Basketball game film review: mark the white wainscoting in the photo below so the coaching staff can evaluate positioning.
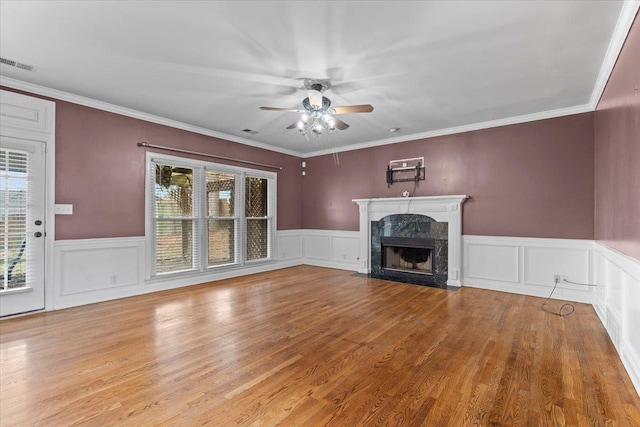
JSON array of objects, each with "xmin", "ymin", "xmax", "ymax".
[
  {"xmin": 593, "ymin": 243, "xmax": 640, "ymax": 395},
  {"xmin": 51, "ymin": 230, "xmax": 358, "ymax": 310},
  {"xmin": 463, "ymin": 235, "xmax": 595, "ymax": 303},
  {"xmin": 302, "ymin": 229, "xmax": 361, "ymax": 271},
  {"xmin": 53, "ymin": 237, "xmax": 146, "ymax": 309},
  {"xmin": 277, "ymin": 229, "xmax": 304, "ymax": 262},
  {"xmin": 52, "ymin": 232, "xmax": 305, "ymax": 310}
]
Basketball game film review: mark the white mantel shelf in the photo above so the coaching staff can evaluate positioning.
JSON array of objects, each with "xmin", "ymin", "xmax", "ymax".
[{"xmin": 353, "ymin": 195, "xmax": 468, "ymax": 286}]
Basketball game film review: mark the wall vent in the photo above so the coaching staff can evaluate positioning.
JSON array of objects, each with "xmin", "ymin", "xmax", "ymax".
[
  {"xmin": 0, "ymin": 57, "xmax": 36, "ymax": 72},
  {"xmin": 242, "ymin": 129, "xmax": 259, "ymax": 135}
]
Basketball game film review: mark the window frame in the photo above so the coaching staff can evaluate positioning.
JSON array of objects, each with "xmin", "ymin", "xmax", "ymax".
[{"xmin": 145, "ymin": 152, "xmax": 277, "ymax": 280}]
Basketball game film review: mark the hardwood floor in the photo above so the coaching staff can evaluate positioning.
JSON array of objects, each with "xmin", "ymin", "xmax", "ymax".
[{"xmin": 1, "ymin": 265, "xmax": 639, "ymax": 426}]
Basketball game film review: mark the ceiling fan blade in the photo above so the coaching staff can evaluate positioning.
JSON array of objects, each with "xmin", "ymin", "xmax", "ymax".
[
  {"xmin": 332, "ymin": 117, "xmax": 350, "ymax": 130},
  {"xmin": 260, "ymin": 106, "xmax": 304, "ymax": 112},
  {"xmin": 330, "ymin": 104, "xmax": 374, "ymax": 114},
  {"xmin": 286, "ymin": 122, "xmax": 299, "ymax": 130}
]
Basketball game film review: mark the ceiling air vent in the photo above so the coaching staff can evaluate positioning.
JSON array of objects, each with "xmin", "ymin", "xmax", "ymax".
[
  {"xmin": 242, "ymin": 129, "xmax": 259, "ymax": 135},
  {"xmin": 0, "ymin": 57, "xmax": 36, "ymax": 72}
]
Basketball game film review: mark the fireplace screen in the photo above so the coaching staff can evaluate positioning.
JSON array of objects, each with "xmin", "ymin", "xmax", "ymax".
[{"xmin": 381, "ymin": 237, "xmax": 435, "ymax": 275}]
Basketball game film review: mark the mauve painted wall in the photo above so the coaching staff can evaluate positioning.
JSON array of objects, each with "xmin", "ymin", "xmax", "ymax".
[
  {"xmin": 595, "ymin": 14, "xmax": 640, "ymax": 260},
  {"xmin": 1, "ymin": 87, "xmax": 303, "ymax": 239},
  {"xmin": 303, "ymin": 113, "xmax": 595, "ymax": 239}
]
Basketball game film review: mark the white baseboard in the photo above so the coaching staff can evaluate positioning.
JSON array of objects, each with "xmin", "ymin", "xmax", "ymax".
[
  {"xmin": 594, "ymin": 242, "xmax": 640, "ymax": 396},
  {"xmin": 463, "ymin": 235, "xmax": 595, "ymax": 303}
]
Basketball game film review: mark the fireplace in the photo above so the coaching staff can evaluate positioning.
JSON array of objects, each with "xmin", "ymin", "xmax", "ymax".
[
  {"xmin": 381, "ymin": 237, "xmax": 435, "ymax": 276},
  {"xmin": 369, "ymin": 213, "xmax": 448, "ymax": 288},
  {"xmin": 353, "ymin": 195, "xmax": 468, "ymax": 288}
]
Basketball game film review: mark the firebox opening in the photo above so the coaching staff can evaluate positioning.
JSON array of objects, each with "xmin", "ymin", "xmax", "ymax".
[{"xmin": 381, "ymin": 237, "xmax": 435, "ymax": 276}]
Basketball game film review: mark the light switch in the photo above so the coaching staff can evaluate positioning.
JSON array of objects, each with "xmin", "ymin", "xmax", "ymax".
[{"xmin": 54, "ymin": 204, "xmax": 73, "ymax": 215}]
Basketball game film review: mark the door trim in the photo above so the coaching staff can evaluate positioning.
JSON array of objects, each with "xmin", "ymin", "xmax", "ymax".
[{"xmin": 1, "ymin": 89, "xmax": 55, "ymax": 312}]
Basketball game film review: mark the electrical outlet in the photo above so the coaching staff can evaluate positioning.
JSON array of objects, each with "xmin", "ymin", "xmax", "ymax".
[
  {"xmin": 554, "ymin": 274, "xmax": 561, "ymax": 283},
  {"xmin": 110, "ymin": 275, "xmax": 118, "ymax": 284}
]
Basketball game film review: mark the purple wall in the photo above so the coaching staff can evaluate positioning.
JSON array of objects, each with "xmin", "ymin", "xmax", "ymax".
[
  {"xmin": 303, "ymin": 113, "xmax": 595, "ymax": 239},
  {"xmin": 1, "ymin": 87, "xmax": 303, "ymax": 239},
  {"xmin": 595, "ymin": 14, "xmax": 640, "ymax": 260}
]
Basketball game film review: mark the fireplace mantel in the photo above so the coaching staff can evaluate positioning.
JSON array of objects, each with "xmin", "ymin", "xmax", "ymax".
[{"xmin": 353, "ymin": 195, "xmax": 468, "ymax": 286}]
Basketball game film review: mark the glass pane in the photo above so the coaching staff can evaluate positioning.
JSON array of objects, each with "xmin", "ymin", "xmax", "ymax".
[
  {"xmin": 206, "ymin": 172, "xmax": 235, "ymax": 217},
  {"xmin": 245, "ymin": 177, "xmax": 267, "ymax": 217},
  {"xmin": 246, "ymin": 219, "xmax": 268, "ymax": 261},
  {"xmin": 155, "ymin": 219, "xmax": 194, "ymax": 274},
  {"xmin": 1, "ymin": 149, "xmax": 29, "ymax": 290},
  {"xmin": 155, "ymin": 165, "xmax": 193, "ymax": 217},
  {"xmin": 208, "ymin": 219, "xmax": 235, "ymax": 266}
]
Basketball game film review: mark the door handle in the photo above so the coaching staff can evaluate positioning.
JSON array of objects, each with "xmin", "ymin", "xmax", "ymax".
[{"xmin": 34, "ymin": 232, "xmax": 43, "ymax": 238}]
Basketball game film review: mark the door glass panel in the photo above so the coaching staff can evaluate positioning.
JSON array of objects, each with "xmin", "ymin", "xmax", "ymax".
[{"xmin": 1, "ymin": 149, "xmax": 30, "ymax": 290}]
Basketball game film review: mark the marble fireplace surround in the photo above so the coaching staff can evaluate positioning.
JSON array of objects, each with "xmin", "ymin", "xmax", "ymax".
[{"xmin": 353, "ymin": 196, "xmax": 468, "ymax": 287}]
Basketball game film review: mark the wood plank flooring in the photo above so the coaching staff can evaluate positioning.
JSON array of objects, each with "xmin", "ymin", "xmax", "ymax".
[{"xmin": 1, "ymin": 265, "xmax": 639, "ymax": 426}]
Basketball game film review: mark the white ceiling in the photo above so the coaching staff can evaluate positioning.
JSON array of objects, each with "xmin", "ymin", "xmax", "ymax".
[{"xmin": 0, "ymin": 1, "xmax": 635, "ymax": 156}]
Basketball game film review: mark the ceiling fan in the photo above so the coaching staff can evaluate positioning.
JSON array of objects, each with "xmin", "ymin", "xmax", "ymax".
[{"xmin": 259, "ymin": 79, "xmax": 374, "ymax": 136}]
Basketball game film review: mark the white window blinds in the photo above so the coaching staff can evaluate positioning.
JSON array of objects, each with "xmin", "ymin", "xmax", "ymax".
[{"xmin": 152, "ymin": 162, "xmax": 199, "ymax": 275}]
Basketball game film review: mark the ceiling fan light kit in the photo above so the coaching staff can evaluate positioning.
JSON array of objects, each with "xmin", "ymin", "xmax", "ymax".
[{"xmin": 260, "ymin": 78, "xmax": 374, "ymax": 138}]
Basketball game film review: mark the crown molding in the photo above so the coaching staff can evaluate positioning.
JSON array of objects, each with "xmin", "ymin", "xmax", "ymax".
[
  {"xmin": 589, "ymin": 0, "xmax": 640, "ymax": 109},
  {"xmin": 301, "ymin": 104, "xmax": 592, "ymax": 158},
  {"xmin": 0, "ymin": 76, "xmax": 303, "ymax": 158}
]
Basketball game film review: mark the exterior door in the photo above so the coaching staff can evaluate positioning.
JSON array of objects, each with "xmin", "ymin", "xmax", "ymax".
[{"xmin": 0, "ymin": 136, "xmax": 46, "ymax": 317}]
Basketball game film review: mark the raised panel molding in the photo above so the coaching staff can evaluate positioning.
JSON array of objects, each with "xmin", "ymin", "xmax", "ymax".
[
  {"xmin": 331, "ymin": 235, "xmax": 360, "ymax": 263},
  {"xmin": 594, "ymin": 242, "xmax": 640, "ymax": 396},
  {"xmin": 54, "ymin": 237, "xmax": 145, "ymax": 309},
  {"xmin": 463, "ymin": 236, "xmax": 594, "ymax": 303},
  {"xmin": 277, "ymin": 230, "xmax": 303, "ymax": 260},
  {"xmin": 302, "ymin": 230, "xmax": 360, "ymax": 271},
  {"xmin": 303, "ymin": 233, "xmax": 331, "ymax": 260},
  {"xmin": 465, "ymin": 243, "xmax": 519, "ymax": 283},
  {"xmin": 523, "ymin": 246, "xmax": 590, "ymax": 287}
]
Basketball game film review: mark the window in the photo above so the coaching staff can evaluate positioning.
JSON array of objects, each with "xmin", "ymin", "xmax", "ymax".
[
  {"xmin": 245, "ymin": 177, "xmax": 270, "ymax": 261},
  {"xmin": 154, "ymin": 164, "xmax": 197, "ymax": 274},
  {"xmin": 147, "ymin": 154, "xmax": 276, "ymax": 278},
  {"xmin": 206, "ymin": 171, "xmax": 236, "ymax": 267}
]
